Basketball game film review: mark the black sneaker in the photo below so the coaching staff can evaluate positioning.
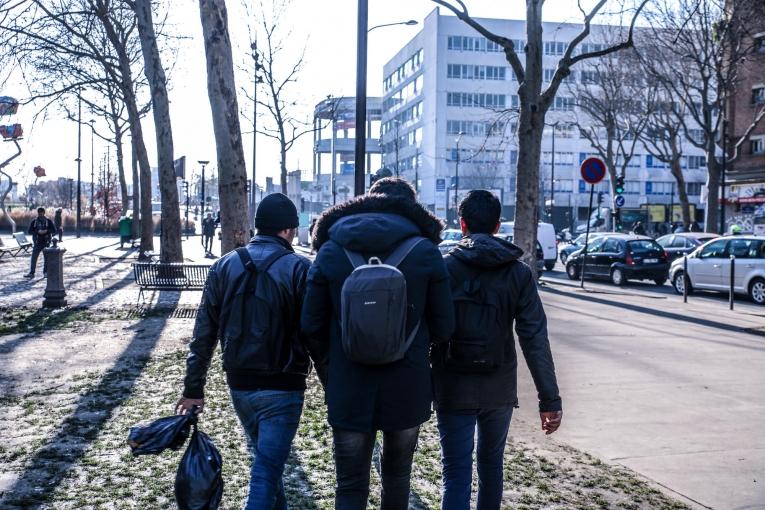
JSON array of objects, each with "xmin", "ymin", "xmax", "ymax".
[{"xmin": 24, "ymin": 273, "xmax": 34, "ymax": 278}]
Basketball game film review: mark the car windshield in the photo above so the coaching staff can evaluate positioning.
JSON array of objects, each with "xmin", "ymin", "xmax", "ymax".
[
  {"xmin": 442, "ymin": 230, "xmax": 462, "ymax": 241},
  {"xmin": 628, "ymin": 240, "xmax": 663, "ymax": 254}
]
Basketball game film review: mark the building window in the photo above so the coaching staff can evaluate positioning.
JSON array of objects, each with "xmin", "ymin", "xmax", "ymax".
[
  {"xmin": 544, "ymin": 41, "xmax": 566, "ymax": 56},
  {"xmin": 447, "ymin": 64, "xmax": 506, "ymax": 81},
  {"xmin": 646, "ymin": 181, "xmax": 674, "ymax": 195},
  {"xmin": 685, "ymin": 155, "xmax": 707, "ymax": 169},
  {"xmin": 512, "ymin": 39, "xmax": 526, "ymax": 53},
  {"xmin": 755, "ymin": 34, "xmax": 765, "ymax": 54},
  {"xmin": 580, "ymin": 43, "xmax": 605, "ymax": 54},
  {"xmin": 551, "ymin": 96, "xmax": 575, "ymax": 111},
  {"xmin": 751, "ymin": 137, "xmax": 765, "ymax": 155},
  {"xmin": 686, "ymin": 182, "xmax": 702, "ymax": 196},
  {"xmin": 447, "ymin": 35, "xmax": 502, "ymax": 53},
  {"xmin": 752, "ymin": 86, "xmax": 765, "ymax": 104},
  {"xmin": 553, "ymin": 123, "xmax": 577, "ymax": 138},
  {"xmin": 447, "ymin": 120, "xmax": 506, "ymax": 137},
  {"xmin": 646, "ymin": 154, "xmax": 669, "ymax": 169},
  {"xmin": 544, "ymin": 68, "xmax": 555, "ymax": 82},
  {"xmin": 447, "ymin": 92, "xmax": 506, "ymax": 108},
  {"xmin": 687, "ymin": 129, "xmax": 705, "ymax": 144},
  {"xmin": 542, "ymin": 151, "xmax": 575, "ymax": 165},
  {"xmin": 580, "ymin": 70, "xmax": 600, "ymax": 84}
]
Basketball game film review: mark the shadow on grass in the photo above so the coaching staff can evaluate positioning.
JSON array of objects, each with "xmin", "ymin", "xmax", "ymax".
[{"xmin": 0, "ymin": 290, "xmax": 180, "ymax": 509}]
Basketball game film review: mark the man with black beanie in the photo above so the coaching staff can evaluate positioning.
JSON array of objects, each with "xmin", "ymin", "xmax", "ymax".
[{"xmin": 177, "ymin": 193, "xmax": 315, "ymax": 509}]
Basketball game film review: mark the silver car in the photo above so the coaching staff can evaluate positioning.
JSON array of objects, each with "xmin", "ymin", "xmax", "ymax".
[{"xmin": 669, "ymin": 235, "xmax": 765, "ymax": 305}]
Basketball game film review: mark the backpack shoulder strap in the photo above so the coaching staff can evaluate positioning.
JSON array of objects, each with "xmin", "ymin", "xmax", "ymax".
[
  {"xmin": 344, "ymin": 249, "xmax": 367, "ymax": 269},
  {"xmin": 236, "ymin": 246, "xmax": 291, "ymax": 274},
  {"xmin": 385, "ymin": 236, "xmax": 427, "ymax": 268}
]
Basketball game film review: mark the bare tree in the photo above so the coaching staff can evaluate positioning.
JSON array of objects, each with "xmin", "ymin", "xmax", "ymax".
[
  {"xmin": 199, "ymin": 0, "xmax": 250, "ymax": 252},
  {"xmin": 432, "ymin": 0, "xmax": 649, "ymax": 271},
  {"xmin": 569, "ymin": 45, "xmax": 648, "ymax": 202},
  {"xmin": 639, "ymin": 0, "xmax": 765, "ymax": 232},
  {"xmin": 245, "ymin": 0, "xmax": 314, "ymax": 193},
  {"xmin": 128, "ymin": 0, "xmax": 183, "ymax": 262}
]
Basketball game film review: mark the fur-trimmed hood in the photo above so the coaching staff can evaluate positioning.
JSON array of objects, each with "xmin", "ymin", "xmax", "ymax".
[{"xmin": 311, "ymin": 193, "xmax": 444, "ymax": 250}]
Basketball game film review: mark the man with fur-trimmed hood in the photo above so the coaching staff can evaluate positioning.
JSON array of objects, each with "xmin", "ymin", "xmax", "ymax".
[{"xmin": 301, "ymin": 178, "xmax": 455, "ymax": 509}]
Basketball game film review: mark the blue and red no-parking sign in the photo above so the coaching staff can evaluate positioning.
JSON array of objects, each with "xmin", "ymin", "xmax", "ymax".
[{"xmin": 580, "ymin": 157, "xmax": 607, "ymax": 185}]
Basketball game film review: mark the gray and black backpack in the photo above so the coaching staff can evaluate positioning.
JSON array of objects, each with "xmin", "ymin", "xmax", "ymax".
[{"xmin": 340, "ymin": 236, "xmax": 426, "ymax": 365}]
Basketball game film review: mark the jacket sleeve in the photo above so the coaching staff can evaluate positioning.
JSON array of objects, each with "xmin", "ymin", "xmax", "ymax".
[
  {"xmin": 183, "ymin": 266, "xmax": 222, "ymax": 399},
  {"xmin": 513, "ymin": 263, "xmax": 562, "ymax": 412},
  {"xmin": 425, "ymin": 245, "xmax": 455, "ymax": 344},
  {"xmin": 300, "ymin": 250, "xmax": 331, "ymax": 386}
]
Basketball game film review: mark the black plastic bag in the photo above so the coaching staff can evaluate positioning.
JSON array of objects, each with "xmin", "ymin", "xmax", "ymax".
[
  {"xmin": 127, "ymin": 413, "xmax": 194, "ymax": 455},
  {"xmin": 175, "ymin": 425, "xmax": 223, "ymax": 510}
]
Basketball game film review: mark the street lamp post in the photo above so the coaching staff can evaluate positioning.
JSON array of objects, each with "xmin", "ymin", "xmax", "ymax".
[
  {"xmin": 454, "ymin": 132, "xmax": 464, "ymax": 219},
  {"xmin": 198, "ymin": 160, "xmax": 209, "ymax": 247},
  {"xmin": 89, "ymin": 119, "xmax": 95, "ymax": 212},
  {"xmin": 354, "ymin": 7, "xmax": 418, "ymax": 195},
  {"xmin": 75, "ymin": 92, "xmax": 82, "ymax": 238}
]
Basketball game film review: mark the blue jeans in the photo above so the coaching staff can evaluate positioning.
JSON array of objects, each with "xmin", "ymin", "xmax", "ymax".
[
  {"xmin": 230, "ymin": 389, "xmax": 304, "ymax": 510},
  {"xmin": 437, "ymin": 407, "xmax": 514, "ymax": 510}
]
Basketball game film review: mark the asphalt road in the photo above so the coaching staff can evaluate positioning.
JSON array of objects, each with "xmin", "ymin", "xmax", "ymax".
[{"xmin": 512, "ymin": 265, "xmax": 765, "ymax": 510}]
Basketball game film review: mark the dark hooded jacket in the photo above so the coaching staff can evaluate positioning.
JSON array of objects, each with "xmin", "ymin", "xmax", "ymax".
[
  {"xmin": 301, "ymin": 193, "xmax": 455, "ymax": 432},
  {"xmin": 433, "ymin": 234, "xmax": 562, "ymax": 413}
]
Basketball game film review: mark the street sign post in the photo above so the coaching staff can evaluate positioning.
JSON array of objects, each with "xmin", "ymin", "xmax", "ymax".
[
  {"xmin": 579, "ymin": 157, "xmax": 607, "ymax": 289},
  {"xmin": 614, "ymin": 195, "xmax": 625, "ymax": 208}
]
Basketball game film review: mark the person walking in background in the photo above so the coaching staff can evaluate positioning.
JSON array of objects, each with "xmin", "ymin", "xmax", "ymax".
[
  {"xmin": 202, "ymin": 212, "xmax": 215, "ymax": 257},
  {"xmin": 118, "ymin": 214, "xmax": 132, "ymax": 249},
  {"xmin": 177, "ymin": 193, "xmax": 315, "ymax": 509},
  {"xmin": 24, "ymin": 207, "xmax": 56, "ymax": 278},
  {"xmin": 54, "ymin": 208, "xmax": 63, "ymax": 242},
  {"xmin": 301, "ymin": 178, "xmax": 455, "ymax": 510},
  {"xmin": 632, "ymin": 220, "xmax": 646, "ymax": 236},
  {"xmin": 433, "ymin": 190, "xmax": 562, "ymax": 510}
]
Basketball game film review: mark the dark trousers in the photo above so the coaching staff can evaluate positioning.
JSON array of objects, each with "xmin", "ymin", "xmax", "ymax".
[
  {"xmin": 29, "ymin": 242, "xmax": 48, "ymax": 275},
  {"xmin": 437, "ymin": 407, "xmax": 514, "ymax": 510},
  {"xmin": 333, "ymin": 426, "xmax": 420, "ymax": 510},
  {"xmin": 230, "ymin": 389, "xmax": 304, "ymax": 510},
  {"xmin": 203, "ymin": 235, "xmax": 213, "ymax": 253}
]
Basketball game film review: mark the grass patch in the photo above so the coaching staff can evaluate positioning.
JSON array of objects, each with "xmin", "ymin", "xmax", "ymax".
[
  {"xmin": 1, "ymin": 341, "xmax": 690, "ymax": 509},
  {"xmin": 0, "ymin": 307, "xmax": 97, "ymax": 337}
]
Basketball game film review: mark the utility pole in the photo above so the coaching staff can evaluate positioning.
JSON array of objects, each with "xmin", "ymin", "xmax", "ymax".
[
  {"xmin": 353, "ymin": 0, "xmax": 368, "ymax": 196},
  {"xmin": 76, "ymin": 91, "xmax": 82, "ymax": 238},
  {"xmin": 454, "ymin": 132, "xmax": 464, "ymax": 221},
  {"xmin": 198, "ymin": 160, "xmax": 209, "ymax": 247},
  {"xmin": 105, "ymin": 145, "xmax": 110, "ymax": 222},
  {"xmin": 720, "ymin": 119, "xmax": 727, "ymax": 234},
  {"xmin": 89, "ymin": 119, "xmax": 95, "ymax": 212},
  {"xmin": 250, "ymin": 40, "xmax": 263, "ymax": 225}
]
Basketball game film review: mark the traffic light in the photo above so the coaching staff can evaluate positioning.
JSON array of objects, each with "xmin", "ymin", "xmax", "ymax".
[
  {"xmin": 182, "ymin": 180, "xmax": 189, "ymax": 196},
  {"xmin": 246, "ymin": 179, "xmax": 251, "ymax": 193},
  {"xmin": 615, "ymin": 175, "xmax": 625, "ymax": 194},
  {"xmin": 597, "ymin": 191, "xmax": 604, "ymax": 205}
]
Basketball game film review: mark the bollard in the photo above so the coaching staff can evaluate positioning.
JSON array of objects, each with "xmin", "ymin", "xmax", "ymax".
[
  {"xmin": 729, "ymin": 254, "xmax": 735, "ymax": 311},
  {"xmin": 683, "ymin": 254, "xmax": 688, "ymax": 303},
  {"xmin": 42, "ymin": 238, "xmax": 67, "ymax": 308}
]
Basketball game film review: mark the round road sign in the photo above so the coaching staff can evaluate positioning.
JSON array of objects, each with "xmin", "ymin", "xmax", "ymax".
[
  {"xmin": 614, "ymin": 195, "xmax": 626, "ymax": 208},
  {"xmin": 580, "ymin": 157, "xmax": 607, "ymax": 185}
]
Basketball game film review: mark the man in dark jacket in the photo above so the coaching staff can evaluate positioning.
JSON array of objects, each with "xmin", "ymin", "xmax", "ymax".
[
  {"xmin": 433, "ymin": 190, "xmax": 562, "ymax": 510},
  {"xmin": 301, "ymin": 178, "xmax": 455, "ymax": 510},
  {"xmin": 24, "ymin": 207, "xmax": 56, "ymax": 278},
  {"xmin": 177, "ymin": 193, "xmax": 312, "ymax": 510},
  {"xmin": 201, "ymin": 212, "xmax": 216, "ymax": 256}
]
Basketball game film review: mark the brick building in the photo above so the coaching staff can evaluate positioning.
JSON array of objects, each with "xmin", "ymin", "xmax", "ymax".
[{"xmin": 725, "ymin": 0, "xmax": 765, "ymax": 234}]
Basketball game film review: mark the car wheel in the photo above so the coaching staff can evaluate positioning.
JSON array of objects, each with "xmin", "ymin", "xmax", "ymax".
[
  {"xmin": 654, "ymin": 277, "xmax": 668, "ymax": 286},
  {"xmin": 560, "ymin": 252, "xmax": 568, "ymax": 264},
  {"xmin": 545, "ymin": 261, "xmax": 556, "ymax": 271},
  {"xmin": 566, "ymin": 263, "xmax": 579, "ymax": 280},
  {"xmin": 749, "ymin": 277, "xmax": 765, "ymax": 305},
  {"xmin": 611, "ymin": 268, "xmax": 625, "ymax": 286},
  {"xmin": 673, "ymin": 271, "xmax": 692, "ymax": 295}
]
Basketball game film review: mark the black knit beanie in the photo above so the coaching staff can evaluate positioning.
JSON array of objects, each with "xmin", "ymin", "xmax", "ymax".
[{"xmin": 255, "ymin": 193, "xmax": 299, "ymax": 230}]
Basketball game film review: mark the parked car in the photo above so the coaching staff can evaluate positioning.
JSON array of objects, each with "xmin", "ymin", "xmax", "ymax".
[
  {"xmin": 669, "ymin": 235, "xmax": 765, "ymax": 305},
  {"xmin": 566, "ymin": 234, "xmax": 669, "ymax": 286},
  {"xmin": 496, "ymin": 233, "xmax": 545, "ymax": 273},
  {"xmin": 559, "ymin": 232, "xmax": 621, "ymax": 265},
  {"xmin": 656, "ymin": 233, "xmax": 719, "ymax": 262},
  {"xmin": 439, "ymin": 228, "xmax": 463, "ymax": 255},
  {"xmin": 499, "ymin": 221, "xmax": 557, "ymax": 270}
]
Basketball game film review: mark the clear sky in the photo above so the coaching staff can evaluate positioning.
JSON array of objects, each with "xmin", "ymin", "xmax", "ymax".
[{"xmin": 2, "ymin": 0, "xmax": 638, "ymax": 192}]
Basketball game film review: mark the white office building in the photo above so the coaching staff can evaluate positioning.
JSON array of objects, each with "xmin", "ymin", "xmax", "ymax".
[{"xmin": 381, "ymin": 8, "xmax": 709, "ymax": 231}]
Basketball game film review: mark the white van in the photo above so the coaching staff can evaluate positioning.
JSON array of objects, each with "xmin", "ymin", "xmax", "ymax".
[{"xmin": 499, "ymin": 221, "xmax": 558, "ymax": 271}]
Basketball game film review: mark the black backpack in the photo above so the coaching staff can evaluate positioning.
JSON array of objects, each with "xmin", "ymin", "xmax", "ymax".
[
  {"xmin": 231, "ymin": 246, "xmax": 291, "ymax": 371},
  {"xmin": 340, "ymin": 236, "xmax": 426, "ymax": 365},
  {"xmin": 445, "ymin": 263, "xmax": 508, "ymax": 373}
]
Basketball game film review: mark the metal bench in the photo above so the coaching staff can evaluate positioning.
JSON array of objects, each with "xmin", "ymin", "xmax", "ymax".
[
  {"xmin": 132, "ymin": 262, "xmax": 210, "ymax": 302},
  {"xmin": 12, "ymin": 232, "xmax": 32, "ymax": 253},
  {"xmin": 0, "ymin": 236, "xmax": 23, "ymax": 258}
]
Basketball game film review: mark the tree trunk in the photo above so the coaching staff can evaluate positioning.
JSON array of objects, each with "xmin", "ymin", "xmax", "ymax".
[
  {"xmin": 112, "ymin": 121, "xmax": 129, "ymax": 217},
  {"xmin": 134, "ymin": 0, "xmax": 183, "ymax": 262},
  {"xmin": 668, "ymin": 138, "xmax": 691, "ymax": 228},
  {"xmin": 131, "ymin": 138, "xmax": 140, "ymax": 240},
  {"xmin": 704, "ymin": 144, "xmax": 720, "ymax": 234},
  {"xmin": 198, "ymin": 0, "xmax": 250, "ymax": 253},
  {"xmin": 0, "ymin": 172, "xmax": 17, "ymax": 233},
  {"xmin": 514, "ymin": 108, "xmax": 544, "ymax": 271},
  {"xmin": 280, "ymin": 143, "xmax": 288, "ymax": 194}
]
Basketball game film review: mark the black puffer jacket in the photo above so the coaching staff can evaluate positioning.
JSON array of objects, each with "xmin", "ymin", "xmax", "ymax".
[
  {"xmin": 433, "ymin": 234, "xmax": 562, "ymax": 413},
  {"xmin": 301, "ymin": 194, "xmax": 455, "ymax": 432},
  {"xmin": 183, "ymin": 235, "xmax": 312, "ymax": 399}
]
